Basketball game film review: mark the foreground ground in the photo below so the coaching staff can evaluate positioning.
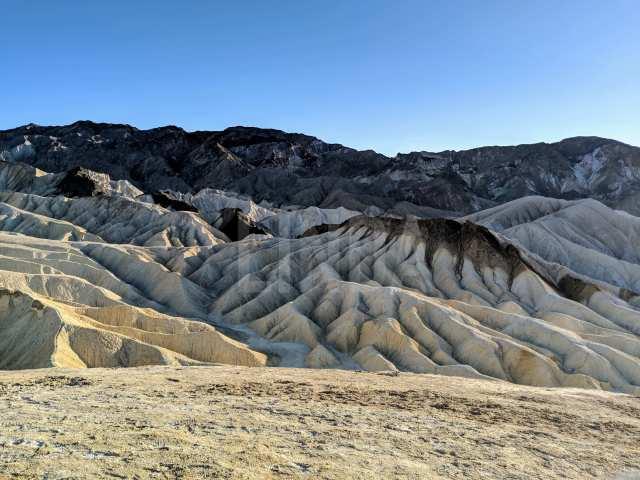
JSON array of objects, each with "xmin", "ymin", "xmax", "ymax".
[{"xmin": 0, "ymin": 366, "xmax": 638, "ymax": 479}]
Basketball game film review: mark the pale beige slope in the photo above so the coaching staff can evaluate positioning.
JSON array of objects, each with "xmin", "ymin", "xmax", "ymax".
[
  {"xmin": 465, "ymin": 196, "xmax": 640, "ymax": 293},
  {"xmin": 0, "ymin": 191, "xmax": 228, "ymax": 246},
  {"xmin": 182, "ymin": 217, "xmax": 640, "ymax": 393},
  {"xmin": 0, "ymin": 233, "xmax": 267, "ymax": 369},
  {"xmin": 0, "ymin": 288, "xmax": 265, "ymax": 369},
  {"xmin": 0, "ymin": 196, "xmax": 639, "ymax": 394},
  {"xmin": 0, "ymin": 230, "xmax": 265, "ymax": 369}
]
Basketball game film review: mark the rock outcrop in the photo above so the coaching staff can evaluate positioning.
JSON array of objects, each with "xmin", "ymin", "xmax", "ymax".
[{"xmin": 213, "ymin": 208, "xmax": 268, "ymax": 241}]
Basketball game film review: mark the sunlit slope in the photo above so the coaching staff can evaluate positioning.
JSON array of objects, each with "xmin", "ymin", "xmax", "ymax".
[{"xmin": 0, "ymin": 210, "xmax": 638, "ymax": 393}]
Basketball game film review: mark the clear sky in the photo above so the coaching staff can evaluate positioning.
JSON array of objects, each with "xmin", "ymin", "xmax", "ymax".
[{"xmin": 2, "ymin": 0, "xmax": 639, "ymax": 155}]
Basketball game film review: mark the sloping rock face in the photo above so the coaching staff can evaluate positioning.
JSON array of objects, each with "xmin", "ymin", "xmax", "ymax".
[
  {"xmin": 166, "ymin": 188, "xmax": 361, "ymax": 238},
  {"xmin": 0, "ymin": 161, "xmax": 59, "ymax": 196},
  {"xmin": 0, "ymin": 159, "xmax": 142, "ymax": 199},
  {"xmin": 466, "ymin": 196, "xmax": 640, "ymax": 294},
  {"xmin": 2, "ymin": 121, "xmax": 640, "ymax": 214},
  {"xmin": 0, "ymin": 191, "xmax": 227, "ymax": 246},
  {"xmin": 57, "ymin": 167, "xmax": 114, "ymax": 197},
  {"xmin": 0, "ymin": 289, "xmax": 266, "ymax": 369},
  {"xmin": 213, "ymin": 208, "xmax": 268, "ymax": 241},
  {"xmin": 150, "ymin": 190, "xmax": 198, "ymax": 212},
  {"xmin": 395, "ymin": 137, "xmax": 640, "ymax": 214}
]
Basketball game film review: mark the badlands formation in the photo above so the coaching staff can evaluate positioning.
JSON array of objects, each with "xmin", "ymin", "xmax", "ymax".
[
  {"xmin": 0, "ymin": 157, "xmax": 636, "ymax": 392},
  {"xmin": 0, "ymin": 124, "xmax": 639, "ymax": 477}
]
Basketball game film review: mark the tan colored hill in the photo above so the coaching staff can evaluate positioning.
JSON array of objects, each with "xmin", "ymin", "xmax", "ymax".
[{"xmin": 0, "ymin": 288, "xmax": 265, "ymax": 369}]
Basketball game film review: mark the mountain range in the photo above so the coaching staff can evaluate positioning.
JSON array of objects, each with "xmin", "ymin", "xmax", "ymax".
[
  {"xmin": 2, "ymin": 121, "xmax": 640, "ymax": 215},
  {"xmin": 0, "ymin": 121, "xmax": 638, "ymax": 396}
]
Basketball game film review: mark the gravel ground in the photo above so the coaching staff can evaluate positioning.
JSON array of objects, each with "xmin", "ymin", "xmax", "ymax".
[{"xmin": 0, "ymin": 366, "xmax": 639, "ymax": 479}]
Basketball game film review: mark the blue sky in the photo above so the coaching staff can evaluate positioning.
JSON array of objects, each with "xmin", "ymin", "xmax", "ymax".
[{"xmin": 2, "ymin": 0, "xmax": 639, "ymax": 155}]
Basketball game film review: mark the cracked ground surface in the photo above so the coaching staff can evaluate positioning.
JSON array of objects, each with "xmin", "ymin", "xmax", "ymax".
[{"xmin": 0, "ymin": 366, "xmax": 638, "ymax": 479}]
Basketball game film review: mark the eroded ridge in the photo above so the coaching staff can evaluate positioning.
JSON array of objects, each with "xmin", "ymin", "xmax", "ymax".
[
  {"xmin": 180, "ymin": 216, "xmax": 638, "ymax": 392},
  {"xmin": 0, "ymin": 161, "xmax": 638, "ymax": 393}
]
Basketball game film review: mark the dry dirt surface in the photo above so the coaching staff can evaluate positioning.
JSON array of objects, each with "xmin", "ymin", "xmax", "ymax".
[{"xmin": 0, "ymin": 366, "xmax": 639, "ymax": 479}]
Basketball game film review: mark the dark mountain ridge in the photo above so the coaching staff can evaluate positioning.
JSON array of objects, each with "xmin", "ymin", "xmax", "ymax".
[{"xmin": 1, "ymin": 121, "xmax": 639, "ymax": 215}]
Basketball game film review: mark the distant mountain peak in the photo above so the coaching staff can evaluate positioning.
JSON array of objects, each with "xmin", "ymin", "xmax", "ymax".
[{"xmin": 1, "ymin": 121, "xmax": 638, "ymax": 215}]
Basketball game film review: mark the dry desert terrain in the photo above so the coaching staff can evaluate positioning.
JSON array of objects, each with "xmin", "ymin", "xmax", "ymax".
[{"xmin": 0, "ymin": 366, "xmax": 639, "ymax": 479}]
